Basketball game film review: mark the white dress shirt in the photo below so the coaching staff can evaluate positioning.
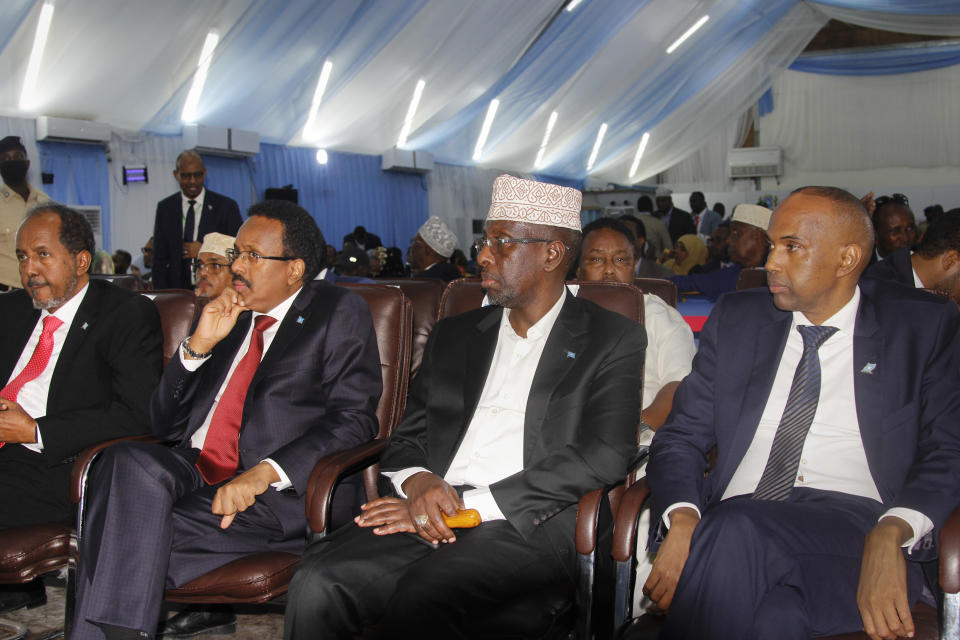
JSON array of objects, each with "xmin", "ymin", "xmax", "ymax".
[
  {"xmin": 180, "ymin": 287, "xmax": 302, "ymax": 489},
  {"xmin": 181, "ymin": 188, "xmax": 205, "ymax": 242},
  {"xmin": 667, "ymin": 287, "xmax": 932, "ymax": 550},
  {"xmin": 7, "ymin": 283, "xmax": 89, "ymax": 452},
  {"xmin": 386, "ymin": 288, "xmax": 568, "ymax": 522},
  {"xmin": 641, "ymin": 293, "xmax": 695, "ymax": 408}
]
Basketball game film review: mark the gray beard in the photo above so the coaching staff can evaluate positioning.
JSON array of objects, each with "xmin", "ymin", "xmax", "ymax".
[{"xmin": 31, "ymin": 272, "xmax": 79, "ymax": 311}]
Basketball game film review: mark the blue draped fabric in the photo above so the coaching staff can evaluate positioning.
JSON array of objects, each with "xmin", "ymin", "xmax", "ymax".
[
  {"xmin": 200, "ymin": 155, "xmax": 257, "ymax": 214},
  {"xmin": 532, "ymin": 174, "xmax": 585, "ymax": 192},
  {"xmin": 37, "ymin": 141, "xmax": 112, "ymax": 250},
  {"xmin": 758, "ymin": 88, "xmax": 775, "ymax": 116},
  {"xmin": 810, "ymin": 0, "xmax": 960, "ymax": 14},
  {"xmin": 790, "ymin": 41, "xmax": 960, "ymax": 75}
]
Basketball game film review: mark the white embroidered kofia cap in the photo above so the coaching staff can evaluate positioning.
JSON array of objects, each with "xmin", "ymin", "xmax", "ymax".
[
  {"xmin": 486, "ymin": 174, "xmax": 582, "ymax": 231},
  {"xmin": 417, "ymin": 216, "xmax": 458, "ymax": 258}
]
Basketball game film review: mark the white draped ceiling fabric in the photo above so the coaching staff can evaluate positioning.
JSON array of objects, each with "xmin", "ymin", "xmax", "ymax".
[{"xmin": 1, "ymin": 0, "xmax": 959, "ymax": 190}]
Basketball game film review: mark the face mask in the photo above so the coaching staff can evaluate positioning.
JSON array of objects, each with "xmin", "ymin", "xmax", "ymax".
[{"xmin": 0, "ymin": 160, "xmax": 28, "ymax": 185}]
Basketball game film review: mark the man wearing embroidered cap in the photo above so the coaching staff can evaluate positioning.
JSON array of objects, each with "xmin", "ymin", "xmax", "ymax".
[
  {"xmin": 0, "ymin": 136, "xmax": 50, "ymax": 290},
  {"xmin": 285, "ymin": 175, "xmax": 646, "ymax": 638},
  {"xmin": 407, "ymin": 215, "xmax": 461, "ymax": 282},
  {"xmin": 193, "ymin": 232, "xmax": 235, "ymax": 299}
]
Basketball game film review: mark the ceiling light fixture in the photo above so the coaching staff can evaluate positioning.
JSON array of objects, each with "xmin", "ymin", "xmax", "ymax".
[
  {"xmin": 666, "ymin": 15, "xmax": 709, "ymax": 54},
  {"xmin": 181, "ymin": 31, "xmax": 220, "ymax": 123},
  {"xmin": 302, "ymin": 59, "xmax": 334, "ymax": 142},
  {"xmin": 564, "ymin": 0, "xmax": 585, "ymax": 12},
  {"xmin": 629, "ymin": 132, "xmax": 651, "ymax": 179},
  {"xmin": 586, "ymin": 122, "xmax": 607, "ymax": 173},
  {"xmin": 397, "ymin": 78, "xmax": 426, "ymax": 149},
  {"xmin": 473, "ymin": 99, "xmax": 499, "ymax": 162},
  {"xmin": 316, "ymin": 149, "xmax": 328, "ymax": 165},
  {"xmin": 19, "ymin": 2, "xmax": 55, "ymax": 110},
  {"xmin": 534, "ymin": 111, "xmax": 559, "ymax": 170}
]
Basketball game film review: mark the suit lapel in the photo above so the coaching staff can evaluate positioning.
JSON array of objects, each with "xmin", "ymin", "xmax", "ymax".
[
  {"xmin": 47, "ymin": 282, "xmax": 101, "ymax": 408},
  {"xmin": 852, "ymin": 289, "xmax": 883, "ymax": 477},
  {"xmin": 250, "ymin": 286, "xmax": 314, "ymax": 388}
]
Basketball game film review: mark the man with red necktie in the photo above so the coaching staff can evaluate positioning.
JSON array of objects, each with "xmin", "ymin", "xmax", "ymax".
[
  {"xmin": 0, "ymin": 203, "xmax": 162, "ymax": 613},
  {"xmin": 72, "ymin": 200, "xmax": 382, "ymax": 640}
]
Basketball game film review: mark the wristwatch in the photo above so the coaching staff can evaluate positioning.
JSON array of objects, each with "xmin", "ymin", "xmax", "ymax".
[{"xmin": 182, "ymin": 336, "xmax": 212, "ymax": 359}]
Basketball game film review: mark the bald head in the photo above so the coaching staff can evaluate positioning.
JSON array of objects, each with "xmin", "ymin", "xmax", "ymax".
[{"xmin": 791, "ymin": 186, "xmax": 874, "ymax": 275}]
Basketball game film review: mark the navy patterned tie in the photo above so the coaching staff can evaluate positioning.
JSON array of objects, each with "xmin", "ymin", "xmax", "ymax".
[{"xmin": 753, "ymin": 324, "xmax": 838, "ymax": 501}]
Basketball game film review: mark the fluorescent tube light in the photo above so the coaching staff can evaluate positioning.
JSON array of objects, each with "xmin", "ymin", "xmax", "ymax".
[
  {"xmin": 316, "ymin": 149, "xmax": 328, "ymax": 165},
  {"xmin": 534, "ymin": 111, "xmax": 559, "ymax": 169},
  {"xmin": 629, "ymin": 132, "xmax": 651, "ymax": 179},
  {"xmin": 564, "ymin": 0, "xmax": 585, "ymax": 12},
  {"xmin": 397, "ymin": 79, "xmax": 426, "ymax": 149},
  {"xmin": 586, "ymin": 122, "xmax": 607, "ymax": 173},
  {"xmin": 181, "ymin": 31, "xmax": 220, "ymax": 123},
  {"xmin": 302, "ymin": 60, "xmax": 334, "ymax": 142},
  {"xmin": 666, "ymin": 15, "xmax": 709, "ymax": 54},
  {"xmin": 19, "ymin": 2, "xmax": 55, "ymax": 110},
  {"xmin": 473, "ymin": 99, "xmax": 499, "ymax": 162}
]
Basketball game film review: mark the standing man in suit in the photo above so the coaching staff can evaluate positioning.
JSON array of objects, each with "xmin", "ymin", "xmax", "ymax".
[
  {"xmin": 284, "ymin": 174, "xmax": 646, "ymax": 638},
  {"xmin": 72, "ymin": 200, "xmax": 382, "ymax": 640},
  {"xmin": 654, "ymin": 187, "xmax": 695, "ymax": 245},
  {"xmin": 0, "ymin": 203, "xmax": 161, "ymax": 612},
  {"xmin": 406, "ymin": 216, "xmax": 461, "ymax": 282},
  {"xmin": 0, "ymin": 136, "xmax": 50, "ymax": 291},
  {"xmin": 152, "ymin": 150, "xmax": 242, "ymax": 290},
  {"xmin": 689, "ymin": 191, "xmax": 721, "ymax": 240},
  {"xmin": 644, "ymin": 187, "xmax": 960, "ymax": 639}
]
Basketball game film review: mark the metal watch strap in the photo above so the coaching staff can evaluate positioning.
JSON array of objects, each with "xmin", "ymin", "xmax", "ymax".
[{"xmin": 182, "ymin": 336, "xmax": 212, "ymax": 359}]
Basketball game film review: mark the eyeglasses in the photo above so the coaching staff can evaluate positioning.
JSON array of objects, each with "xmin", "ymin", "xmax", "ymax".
[
  {"xmin": 224, "ymin": 248, "xmax": 293, "ymax": 266},
  {"xmin": 192, "ymin": 259, "xmax": 231, "ymax": 275},
  {"xmin": 875, "ymin": 193, "xmax": 909, "ymax": 209},
  {"xmin": 473, "ymin": 236, "xmax": 552, "ymax": 255}
]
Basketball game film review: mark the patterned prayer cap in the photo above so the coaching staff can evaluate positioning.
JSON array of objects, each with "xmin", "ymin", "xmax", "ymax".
[
  {"xmin": 199, "ymin": 232, "xmax": 235, "ymax": 259},
  {"xmin": 418, "ymin": 216, "xmax": 458, "ymax": 258},
  {"xmin": 731, "ymin": 204, "xmax": 773, "ymax": 230},
  {"xmin": 486, "ymin": 174, "xmax": 582, "ymax": 231}
]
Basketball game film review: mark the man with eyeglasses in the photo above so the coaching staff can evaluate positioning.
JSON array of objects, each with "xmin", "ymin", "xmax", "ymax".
[
  {"xmin": 73, "ymin": 200, "xmax": 382, "ymax": 640},
  {"xmin": 285, "ymin": 174, "xmax": 646, "ymax": 639},
  {"xmin": 193, "ymin": 232, "xmax": 235, "ymax": 300},
  {"xmin": 871, "ymin": 193, "xmax": 917, "ymax": 261}
]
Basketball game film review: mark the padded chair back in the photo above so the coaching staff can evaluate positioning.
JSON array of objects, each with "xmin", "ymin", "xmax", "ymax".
[
  {"xmin": 374, "ymin": 279, "xmax": 444, "ymax": 379},
  {"xmin": 91, "ymin": 273, "xmax": 142, "ymax": 291},
  {"xmin": 736, "ymin": 267, "xmax": 767, "ymax": 290},
  {"xmin": 634, "ymin": 277, "xmax": 678, "ymax": 308},
  {"xmin": 143, "ymin": 290, "xmax": 198, "ymax": 369}
]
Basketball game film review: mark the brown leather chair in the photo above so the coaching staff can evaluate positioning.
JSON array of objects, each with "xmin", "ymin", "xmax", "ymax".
[
  {"xmin": 364, "ymin": 279, "xmax": 444, "ymax": 381},
  {"xmin": 736, "ymin": 267, "xmax": 767, "ymax": 290},
  {"xmin": 141, "ymin": 290, "xmax": 200, "ymax": 368},
  {"xmin": 634, "ymin": 278, "xmax": 678, "ymax": 309}
]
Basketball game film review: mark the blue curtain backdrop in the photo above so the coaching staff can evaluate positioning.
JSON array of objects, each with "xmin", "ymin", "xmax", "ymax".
[
  {"xmin": 790, "ymin": 41, "xmax": 960, "ymax": 75},
  {"xmin": 38, "ymin": 141, "xmax": 112, "ymax": 250},
  {"xmin": 810, "ymin": 0, "xmax": 960, "ymax": 14}
]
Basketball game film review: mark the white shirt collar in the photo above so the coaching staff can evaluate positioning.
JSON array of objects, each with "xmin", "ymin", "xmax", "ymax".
[
  {"xmin": 791, "ymin": 285, "xmax": 860, "ymax": 336},
  {"xmin": 254, "ymin": 286, "xmax": 303, "ymax": 324},
  {"xmin": 502, "ymin": 287, "xmax": 567, "ymax": 341},
  {"xmin": 182, "ymin": 187, "xmax": 205, "ymax": 210},
  {"xmin": 44, "ymin": 281, "xmax": 89, "ymax": 326}
]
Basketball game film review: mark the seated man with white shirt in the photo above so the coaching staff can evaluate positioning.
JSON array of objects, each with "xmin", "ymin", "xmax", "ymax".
[
  {"xmin": 0, "ymin": 203, "xmax": 161, "ymax": 613},
  {"xmin": 284, "ymin": 174, "xmax": 646, "ymax": 639},
  {"xmin": 72, "ymin": 200, "xmax": 382, "ymax": 640},
  {"xmin": 644, "ymin": 187, "xmax": 960, "ymax": 640}
]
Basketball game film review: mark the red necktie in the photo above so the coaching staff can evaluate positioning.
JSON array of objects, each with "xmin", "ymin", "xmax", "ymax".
[
  {"xmin": 0, "ymin": 315, "xmax": 63, "ymax": 448},
  {"xmin": 196, "ymin": 315, "xmax": 276, "ymax": 484}
]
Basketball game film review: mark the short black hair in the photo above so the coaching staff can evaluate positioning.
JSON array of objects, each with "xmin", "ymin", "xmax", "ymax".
[
  {"xmin": 582, "ymin": 217, "xmax": 638, "ymax": 259},
  {"xmin": 636, "ymin": 195, "xmax": 654, "ymax": 213},
  {"xmin": 617, "ymin": 214, "xmax": 646, "ymax": 239},
  {"xmin": 24, "ymin": 202, "xmax": 95, "ymax": 257},
  {"xmin": 918, "ymin": 210, "xmax": 960, "ymax": 258},
  {"xmin": 247, "ymin": 200, "xmax": 325, "ymax": 281},
  {"xmin": 175, "ymin": 150, "xmax": 204, "ymax": 172}
]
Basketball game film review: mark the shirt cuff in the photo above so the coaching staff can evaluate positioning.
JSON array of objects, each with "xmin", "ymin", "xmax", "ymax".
[
  {"xmin": 381, "ymin": 467, "xmax": 431, "ymax": 498},
  {"xmin": 662, "ymin": 502, "xmax": 701, "ymax": 529},
  {"xmin": 263, "ymin": 458, "xmax": 292, "ymax": 491},
  {"xmin": 21, "ymin": 423, "xmax": 43, "ymax": 453},
  {"xmin": 880, "ymin": 508, "xmax": 934, "ymax": 553},
  {"xmin": 461, "ymin": 487, "xmax": 505, "ymax": 522},
  {"xmin": 179, "ymin": 344, "xmax": 207, "ymax": 371}
]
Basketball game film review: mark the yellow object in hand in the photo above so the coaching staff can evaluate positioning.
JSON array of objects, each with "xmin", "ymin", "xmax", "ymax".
[{"xmin": 442, "ymin": 508, "xmax": 482, "ymax": 528}]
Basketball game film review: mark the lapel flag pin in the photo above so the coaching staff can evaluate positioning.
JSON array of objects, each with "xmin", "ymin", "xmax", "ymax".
[
  {"xmin": 566, "ymin": 351, "xmax": 576, "ymax": 359},
  {"xmin": 296, "ymin": 316, "xmax": 304, "ymax": 325},
  {"xmin": 81, "ymin": 322, "xmax": 89, "ymax": 330},
  {"xmin": 860, "ymin": 362, "xmax": 876, "ymax": 374}
]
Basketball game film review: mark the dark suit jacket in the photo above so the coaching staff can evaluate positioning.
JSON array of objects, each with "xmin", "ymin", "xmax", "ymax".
[
  {"xmin": 661, "ymin": 207, "xmax": 696, "ymax": 244},
  {"xmin": 862, "ymin": 247, "xmax": 915, "ymax": 288},
  {"xmin": 648, "ymin": 280, "xmax": 960, "ymax": 553},
  {"xmin": 418, "ymin": 261, "xmax": 462, "ymax": 283},
  {"xmin": 149, "ymin": 280, "xmax": 381, "ymax": 534},
  {"xmin": 380, "ymin": 293, "xmax": 646, "ymax": 560},
  {"xmin": 0, "ymin": 280, "xmax": 161, "ymax": 492},
  {"xmin": 342, "ymin": 232, "xmax": 384, "ymax": 251},
  {"xmin": 636, "ymin": 259, "xmax": 676, "ymax": 279},
  {"xmin": 152, "ymin": 190, "xmax": 242, "ymax": 290}
]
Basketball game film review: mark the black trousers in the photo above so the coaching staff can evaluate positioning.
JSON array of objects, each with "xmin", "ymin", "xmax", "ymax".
[
  {"xmin": 284, "ymin": 519, "xmax": 574, "ymax": 640},
  {"xmin": 0, "ymin": 458, "xmax": 72, "ymax": 528}
]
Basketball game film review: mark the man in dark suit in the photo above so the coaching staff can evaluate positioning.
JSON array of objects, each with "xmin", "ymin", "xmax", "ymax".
[
  {"xmin": 284, "ymin": 174, "xmax": 646, "ymax": 639},
  {"xmin": 654, "ymin": 188, "xmax": 695, "ymax": 244},
  {"xmin": 644, "ymin": 187, "xmax": 960, "ymax": 639},
  {"xmin": 152, "ymin": 151, "xmax": 242, "ymax": 290},
  {"xmin": 72, "ymin": 201, "xmax": 382, "ymax": 640},
  {"xmin": 0, "ymin": 203, "xmax": 161, "ymax": 612},
  {"xmin": 342, "ymin": 225, "xmax": 383, "ymax": 251}
]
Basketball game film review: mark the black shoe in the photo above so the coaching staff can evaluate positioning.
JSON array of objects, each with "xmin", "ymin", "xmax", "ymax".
[
  {"xmin": 158, "ymin": 606, "xmax": 237, "ymax": 639},
  {"xmin": 0, "ymin": 578, "xmax": 46, "ymax": 614}
]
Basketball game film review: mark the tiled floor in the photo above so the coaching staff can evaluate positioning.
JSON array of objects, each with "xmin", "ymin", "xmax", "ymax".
[{"xmin": 2, "ymin": 578, "xmax": 285, "ymax": 639}]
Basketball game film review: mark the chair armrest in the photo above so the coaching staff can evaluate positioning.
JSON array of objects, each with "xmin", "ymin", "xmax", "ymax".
[
  {"xmin": 305, "ymin": 439, "xmax": 389, "ymax": 537},
  {"xmin": 70, "ymin": 435, "xmax": 163, "ymax": 504},
  {"xmin": 575, "ymin": 489, "xmax": 606, "ymax": 555},
  {"xmin": 612, "ymin": 480, "xmax": 650, "ymax": 563},
  {"xmin": 941, "ymin": 507, "xmax": 960, "ymax": 594}
]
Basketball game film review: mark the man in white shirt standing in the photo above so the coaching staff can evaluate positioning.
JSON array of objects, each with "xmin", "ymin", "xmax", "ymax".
[
  {"xmin": 643, "ymin": 187, "xmax": 960, "ymax": 639},
  {"xmin": 0, "ymin": 203, "xmax": 161, "ymax": 612},
  {"xmin": 285, "ymin": 174, "xmax": 647, "ymax": 639}
]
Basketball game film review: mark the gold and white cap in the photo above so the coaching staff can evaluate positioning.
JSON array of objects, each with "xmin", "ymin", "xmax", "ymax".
[{"xmin": 486, "ymin": 174, "xmax": 582, "ymax": 231}]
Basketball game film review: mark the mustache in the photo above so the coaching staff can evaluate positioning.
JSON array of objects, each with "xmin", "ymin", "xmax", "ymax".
[
  {"xmin": 26, "ymin": 278, "xmax": 48, "ymax": 289},
  {"xmin": 232, "ymin": 274, "xmax": 252, "ymax": 289}
]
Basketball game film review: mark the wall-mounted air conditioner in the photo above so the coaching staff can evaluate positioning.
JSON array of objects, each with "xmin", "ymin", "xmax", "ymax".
[
  {"xmin": 182, "ymin": 124, "xmax": 259, "ymax": 158},
  {"xmin": 381, "ymin": 147, "xmax": 434, "ymax": 173},
  {"xmin": 728, "ymin": 147, "xmax": 782, "ymax": 178},
  {"xmin": 36, "ymin": 117, "xmax": 111, "ymax": 144}
]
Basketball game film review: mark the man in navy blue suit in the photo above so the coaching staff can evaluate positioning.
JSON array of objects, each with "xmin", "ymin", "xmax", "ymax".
[
  {"xmin": 645, "ymin": 186, "xmax": 960, "ymax": 639},
  {"xmin": 152, "ymin": 151, "xmax": 242, "ymax": 290}
]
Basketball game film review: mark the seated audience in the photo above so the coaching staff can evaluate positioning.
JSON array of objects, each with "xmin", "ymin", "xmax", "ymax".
[
  {"xmin": 334, "ymin": 247, "xmax": 374, "ymax": 279},
  {"xmin": 72, "ymin": 200, "xmax": 383, "ymax": 640},
  {"xmin": 712, "ymin": 202, "xmax": 726, "ymax": 219},
  {"xmin": 0, "ymin": 204, "xmax": 161, "ymax": 613},
  {"xmin": 112, "ymin": 249, "xmax": 131, "ymax": 275},
  {"xmin": 669, "ymin": 204, "xmax": 771, "ymax": 301},
  {"xmin": 644, "ymin": 186, "xmax": 960, "ymax": 640},
  {"xmin": 661, "ymin": 234, "xmax": 707, "ymax": 275},
  {"xmin": 90, "ymin": 250, "xmax": 114, "ymax": 275},
  {"xmin": 367, "ymin": 246, "xmax": 386, "ymax": 277},
  {"xmin": 193, "ymin": 232, "xmax": 235, "ymax": 299},
  {"xmin": 619, "ymin": 214, "xmax": 674, "ymax": 277},
  {"xmin": 342, "ymin": 225, "xmax": 382, "ymax": 251},
  {"xmin": 690, "ymin": 220, "xmax": 731, "ymax": 274},
  {"xmin": 633, "ymin": 198, "xmax": 673, "ymax": 260},
  {"xmin": 863, "ymin": 208, "xmax": 960, "ymax": 304},
  {"xmin": 324, "ymin": 244, "xmax": 337, "ymax": 269},
  {"xmin": 655, "ymin": 187, "xmax": 696, "ymax": 244},
  {"xmin": 919, "ymin": 204, "xmax": 943, "ymax": 239},
  {"xmin": 689, "ymin": 191, "xmax": 721, "ymax": 239},
  {"xmin": 872, "ymin": 193, "xmax": 917, "ymax": 261},
  {"xmin": 378, "ymin": 247, "xmax": 406, "ymax": 278},
  {"xmin": 130, "ymin": 236, "xmax": 153, "ymax": 284},
  {"xmin": 407, "ymin": 216, "xmax": 461, "ymax": 281},
  {"xmin": 284, "ymin": 175, "xmax": 645, "ymax": 639}
]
